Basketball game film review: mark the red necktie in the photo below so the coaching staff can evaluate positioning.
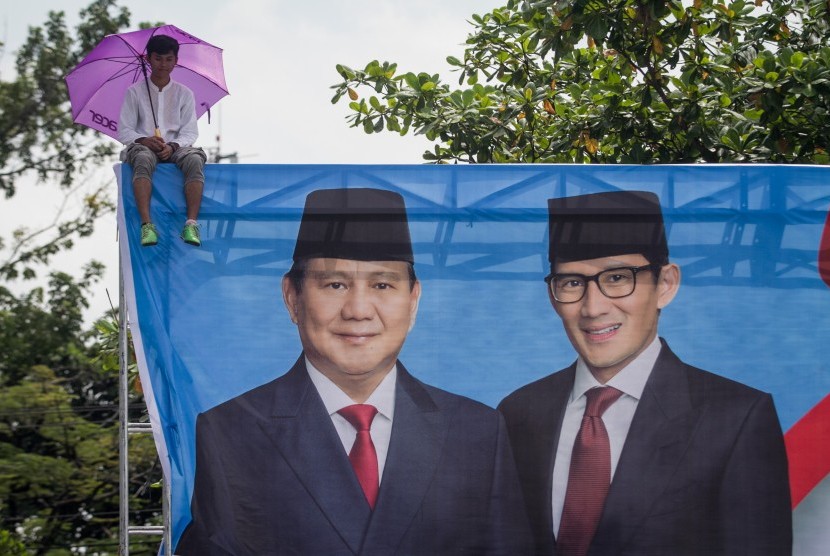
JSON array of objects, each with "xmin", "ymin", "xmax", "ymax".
[
  {"xmin": 338, "ymin": 404, "xmax": 379, "ymax": 509},
  {"xmin": 557, "ymin": 386, "xmax": 624, "ymax": 556}
]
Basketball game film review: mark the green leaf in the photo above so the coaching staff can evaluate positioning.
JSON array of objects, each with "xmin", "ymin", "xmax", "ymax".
[
  {"xmin": 404, "ymin": 73, "xmax": 420, "ymax": 90},
  {"xmin": 462, "ymin": 89, "xmax": 475, "ymax": 106},
  {"xmin": 387, "ymin": 116, "xmax": 401, "ymax": 132},
  {"xmin": 791, "ymin": 51, "xmax": 805, "ymax": 69},
  {"xmin": 335, "ymin": 64, "xmax": 356, "ymax": 79}
]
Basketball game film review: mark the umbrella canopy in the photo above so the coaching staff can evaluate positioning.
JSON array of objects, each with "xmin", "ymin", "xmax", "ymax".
[{"xmin": 65, "ymin": 24, "xmax": 228, "ymax": 140}]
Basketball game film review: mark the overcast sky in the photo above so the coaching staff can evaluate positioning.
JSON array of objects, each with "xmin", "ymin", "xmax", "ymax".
[{"xmin": 1, "ymin": 0, "xmax": 497, "ymax": 323}]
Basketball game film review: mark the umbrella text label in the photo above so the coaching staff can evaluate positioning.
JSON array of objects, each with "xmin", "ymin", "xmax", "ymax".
[{"xmin": 90, "ymin": 110, "xmax": 118, "ymax": 132}]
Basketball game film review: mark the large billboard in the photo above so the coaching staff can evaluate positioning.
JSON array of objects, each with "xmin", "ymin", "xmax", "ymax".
[{"xmin": 118, "ymin": 164, "xmax": 830, "ymax": 553}]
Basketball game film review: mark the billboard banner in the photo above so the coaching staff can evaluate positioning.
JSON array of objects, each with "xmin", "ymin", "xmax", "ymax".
[{"xmin": 117, "ymin": 164, "xmax": 830, "ymax": 553}]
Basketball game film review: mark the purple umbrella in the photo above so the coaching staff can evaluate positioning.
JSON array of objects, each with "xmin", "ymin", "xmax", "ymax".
[{"xmin": 65, "ymin": 24, "xmax": 229, "ymax": 140}]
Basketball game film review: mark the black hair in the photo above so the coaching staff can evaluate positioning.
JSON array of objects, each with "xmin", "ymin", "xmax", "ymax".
[
  {"xmin": 285, "ymin": 259, "xmax": 418, "ymax": 293},
  {"xmin": 645, "ymin": 254, "xmax": 669, "ymax": 283},
  {"xmin": 146, "ymin": 35, "xmax": 179, "ymax": 57}
]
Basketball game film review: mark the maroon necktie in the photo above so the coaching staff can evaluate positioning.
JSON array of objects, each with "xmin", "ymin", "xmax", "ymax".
[
  {"xmin": 338, "ymin": 404, "xmax": 379, "ymax": 509},
  {"xmin": 557, "ymin": 386, "xmax": 624, "ymax": 556}
]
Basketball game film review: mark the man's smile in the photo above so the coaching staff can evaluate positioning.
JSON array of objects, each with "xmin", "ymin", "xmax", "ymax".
[
  {"xmin": 335, "ymin": 331, "xmax": 380, "ymax": 344},
  {"xmin": 582, "ymin": 323, "xmax": 621, "ymax": 342}
]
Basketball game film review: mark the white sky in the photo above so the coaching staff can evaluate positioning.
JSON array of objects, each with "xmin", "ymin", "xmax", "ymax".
[{"xmin": 0, "ymin": 0, "xmax": 497, "ymax": 324}]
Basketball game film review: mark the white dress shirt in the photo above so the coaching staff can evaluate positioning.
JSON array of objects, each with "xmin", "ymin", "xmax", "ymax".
[
  {"xmin": 551, "ymin": 335, "xmax": 662, "ymax": 535},
  {"xmin": 117, "ymin": 79, "xmax": 198, "ymax": 147},
  {"xmin": 306, "ymin": 358, "xmax": 396, "ymax": 483}
]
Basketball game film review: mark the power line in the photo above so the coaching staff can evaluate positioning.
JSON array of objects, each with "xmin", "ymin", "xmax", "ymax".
[
  {"xmin": 0, "ymin": 402, "xmax": 147, "ymax": 417},
  {"xmin": 1, "ymin": 415, "xmax": 155, "ymax": 431},
  {"xmin": 1, "ymin": 507, "xmax": 163, "ymax": 523}
]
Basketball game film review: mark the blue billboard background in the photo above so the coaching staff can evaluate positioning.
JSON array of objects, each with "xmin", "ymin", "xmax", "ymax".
[{"xmin": 117, "ymin": 164, "xmax": 830, "ymax": 552}]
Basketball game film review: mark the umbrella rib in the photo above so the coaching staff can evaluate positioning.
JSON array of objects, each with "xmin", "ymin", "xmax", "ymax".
[
  {"xmin": 97, "ymin": 36, "xmax": 146, "ymax": 85},
  {"xmin": 172, "ymin": 66, "xmax": 230, "ymax": 94},
  {"xmin": 114, "ymin": 34, "xmax": 144, "ymax": 58},
  {"xmin": 105, "ymin": 62, "xmax": 144, "ymax": 83}
]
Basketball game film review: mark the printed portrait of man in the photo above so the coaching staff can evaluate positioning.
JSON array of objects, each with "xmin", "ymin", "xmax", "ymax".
[
  {"xmin": 176, "ymin": 187, "xmax": 533, "ymax": 555},
  {"xmin": 499, "ymin": 190, "xmax": 793, "ymax": 556}
]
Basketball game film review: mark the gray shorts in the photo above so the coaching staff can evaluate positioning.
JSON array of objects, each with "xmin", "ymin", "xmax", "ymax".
[{"xmin": 121, "ymin": 143, "xmax": 207, "ymax": 185}]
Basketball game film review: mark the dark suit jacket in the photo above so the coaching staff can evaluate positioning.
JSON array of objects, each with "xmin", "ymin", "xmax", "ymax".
[
  {"xmin": 498, "ymin": 339, "xmax": 792, "ymax": 556},
  {"xmin": 177, "ymin": 357, "xmax": 533, "ymax": 555}
]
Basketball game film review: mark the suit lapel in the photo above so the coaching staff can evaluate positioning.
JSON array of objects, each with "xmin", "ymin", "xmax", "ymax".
[
  {"xmin": 256, "ymin": 358, "xmax": 371, "ymax": 555},
  {"xmin": 360, "ymin": 363, "xmax": 447, "ymax": 554},
  {"xmin": 593, "ymin": 341, "xmax": 701, "ymax": 553},
  {"xmin": 532, "ymin": 367, "xmax": 574, "ymax": 547}
]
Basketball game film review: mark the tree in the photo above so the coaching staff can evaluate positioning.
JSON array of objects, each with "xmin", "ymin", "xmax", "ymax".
[
  {"xmin": 0, "ymin": 2, "xmax": 162, "ymax": 552},
  {"xmin": 0, "ymin": 272, "xmax": 160, "ymax": 555},
  {"xmin": 0, "ymin": 0, "xmax": 129, "ymax": 280},
  {"xmin": 332, "ymin": 0, "xmax": 830, "ymax": 164}
]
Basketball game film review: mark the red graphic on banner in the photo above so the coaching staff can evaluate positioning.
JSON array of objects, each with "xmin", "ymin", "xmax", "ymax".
[
  {"xmin": 820, "ymin": 210, "xmax": 830, "ymax": 288},
  {"xmin": 786, "ymin": 394, "xmax": 830, "ymax": 507}
]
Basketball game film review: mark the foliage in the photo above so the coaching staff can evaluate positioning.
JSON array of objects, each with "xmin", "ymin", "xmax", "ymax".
[
  {"xmin": 1, "ymin": 266, "xmax": 96, "ymax": 376},
  {"xmin": 0, "ymin": 3, "xmax": 163, "ymax": 552},
  {"xmin": 0, "ymin": 530, "xmax": 27, "ymax": 555},
  {"xmin": 332, "ymin": 0, "xmax": 830, "ymax": 163},
  {"xmin": 0, "ymin": 273, "xmax": 159, "ymax": 555},
  {"xmin": 0, "ymin": 0, "xmax": 129, "ymax": 281}
]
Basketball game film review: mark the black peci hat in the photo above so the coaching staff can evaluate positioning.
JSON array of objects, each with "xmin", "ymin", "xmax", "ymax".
[
  {"xmin": 292, "ymin": 188, "xmax": 414, "ymax": 264},
  {"xmin": 547, "ymin": 190, "xmax": 669, "ymax": 273}
]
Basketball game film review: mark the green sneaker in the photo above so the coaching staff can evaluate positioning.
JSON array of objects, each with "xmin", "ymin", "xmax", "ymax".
[
  {"xmin": 181, "ymin": 222, "xmax": 201, "ymax": 246},
  {"xmin": 140, "ymin": 223, "xmax": 158, "ymax": 246}
]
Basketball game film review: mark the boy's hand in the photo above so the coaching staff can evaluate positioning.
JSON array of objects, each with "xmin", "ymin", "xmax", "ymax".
[
  {"xmin": 137, "ymin": 136, "xmax": 166, "ymax": 152},
  {"xmin": 158, "ymin": 143, "xmax": 174, "ymax": 161}
]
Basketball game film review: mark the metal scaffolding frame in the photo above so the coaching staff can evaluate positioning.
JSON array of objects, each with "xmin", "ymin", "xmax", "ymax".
[{"xmin": 119, "ymin": 260, "xmax": 173, "ymax": 555}]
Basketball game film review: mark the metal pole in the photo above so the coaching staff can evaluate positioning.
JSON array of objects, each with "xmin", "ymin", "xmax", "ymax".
[
  {"xmin": 118, "ymin": 258, "xmax": 130, "ymax": 555},
  {"xmin": 117, "ymin": 163, "xmax": 171, "ymax": 553},
  {"xmin": 164, "ymin": 472, "xmax": 173, "ymax": 555}
]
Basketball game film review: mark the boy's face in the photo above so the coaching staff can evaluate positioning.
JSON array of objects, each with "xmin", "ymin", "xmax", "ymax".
[{"xmin": 147, "ymin": 51, "xmax": 177, "ymax": 80}]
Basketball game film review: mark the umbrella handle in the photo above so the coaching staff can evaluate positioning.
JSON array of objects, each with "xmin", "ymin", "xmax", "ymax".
[{"xmin": 154, "ymin": 128, "xmax": 162, "ymax": 138}]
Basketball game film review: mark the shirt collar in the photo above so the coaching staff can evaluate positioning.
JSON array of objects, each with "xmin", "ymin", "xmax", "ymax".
[
  {"xmin": 572, "ymin": 335, "xmax": 662, "ymax": 402},
  {"xmin": 305, "ymin": 357, "xmax": 396, "ymax": 421}
]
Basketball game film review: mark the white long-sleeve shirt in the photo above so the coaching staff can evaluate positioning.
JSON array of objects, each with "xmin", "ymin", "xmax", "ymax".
[
  {"xmin": 551, "ymin": 335, "xmax": 661, "ymax": 535},
  {"xmin": 117, "ymin": 79, "xmax": 198, "ymax": 147},
  {"xmin": 305, "ymin": 358, "xmax": 396, "ymax": 483}
]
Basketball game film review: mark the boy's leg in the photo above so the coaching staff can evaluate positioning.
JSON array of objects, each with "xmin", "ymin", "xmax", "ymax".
[
  {"xmin": 172, "ymin": 147, "xmax": 207, "ymax": 246},
  {"xmin": 125, "ymin": 143, "xmax": 159, "ymax": 223},
  {"xmin": 184, "ymin": 180, "xmax": 204, "ymax": 222},
  {"xmin": 172, "ymin": 147, "xmax": 207, "ymax": 221},
  {"xmin": 134, "ymin": 178, "xmax": 153, "ymax": 223}
]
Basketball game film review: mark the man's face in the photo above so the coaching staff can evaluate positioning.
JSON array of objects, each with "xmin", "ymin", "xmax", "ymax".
[
  {"xmin": 551, "ymin": 253, "xmax": 680, "ymax": 382},
  {"xmin": 147, "ymin": 51, "xmax": 177, "ymax": 80},
  {"xmin": 283, "ymin": 258, "xmax": 420, "ymax": 389}
]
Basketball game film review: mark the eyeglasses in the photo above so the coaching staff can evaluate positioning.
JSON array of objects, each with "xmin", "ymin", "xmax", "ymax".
[{"xmin": 545, "ymin": 264, "xmax": 661, "ymax": 303}]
